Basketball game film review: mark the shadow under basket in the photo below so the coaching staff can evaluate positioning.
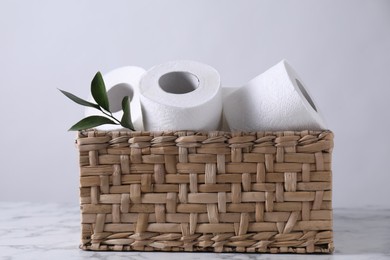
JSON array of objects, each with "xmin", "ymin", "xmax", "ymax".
[{"xmin": 77, "ymin": 129, "xmax": 334, "ymax": 253}]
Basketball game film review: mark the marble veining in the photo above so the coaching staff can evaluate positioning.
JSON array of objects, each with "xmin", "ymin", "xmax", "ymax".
[{"xmin": 0, "ymin": 202, "xmax": 389, "ymax": 259}]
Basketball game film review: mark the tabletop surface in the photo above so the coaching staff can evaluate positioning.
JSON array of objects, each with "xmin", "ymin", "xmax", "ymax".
[{"xmin": 0, "ymin": 202, "xmax": 389, "ymax": 260}]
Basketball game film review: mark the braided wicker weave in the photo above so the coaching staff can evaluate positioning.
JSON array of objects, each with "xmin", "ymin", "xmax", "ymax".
[{"xmin": 78, "ymin": 130, "xmax": 334, "ymax": 253}]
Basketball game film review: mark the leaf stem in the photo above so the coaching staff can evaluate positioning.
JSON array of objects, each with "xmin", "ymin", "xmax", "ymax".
[{"xmin": 100, "ymin": 110, "xmax": 122, "ymax": 125}]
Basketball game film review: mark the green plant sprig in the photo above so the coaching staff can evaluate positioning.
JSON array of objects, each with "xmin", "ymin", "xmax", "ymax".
[{"xmin": 59, "ymin": 71, "xmax": 135, "ymax": 131}]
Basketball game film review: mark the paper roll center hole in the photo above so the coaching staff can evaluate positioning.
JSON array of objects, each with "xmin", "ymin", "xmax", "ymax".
[
  {"xmin": 159, "ymin": 71, "xmax": 200, "ymax": 94},
  {"xmin": 295, "ymin": 79, "xmax": 317, "ymax": 112},
  {"xmin": 107, "ymin": 83, "xmax": 134, "ymax": 113}
]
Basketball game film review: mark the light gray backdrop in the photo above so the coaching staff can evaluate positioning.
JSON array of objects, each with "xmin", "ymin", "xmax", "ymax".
[{"xmin": 0, "ymin": 0, "xmax": 389, "ymax": 208}]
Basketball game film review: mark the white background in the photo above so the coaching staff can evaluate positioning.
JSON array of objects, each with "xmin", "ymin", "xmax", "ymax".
[{"xmin": 0, "ymin": 0, "xmax": 389, "ymax": 208}]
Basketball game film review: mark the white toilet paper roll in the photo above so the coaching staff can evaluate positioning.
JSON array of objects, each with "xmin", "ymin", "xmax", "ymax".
[
  {"xmin": 85, "ymin": 66, "xmax": 146, "ymax": 130},
  {"xmin": 223, "ymin": 60, "xmax": 326, "ymax": 131},
  {"xmin": 140, "ymin": 60, "xmax": 222, "ymax": 131}
]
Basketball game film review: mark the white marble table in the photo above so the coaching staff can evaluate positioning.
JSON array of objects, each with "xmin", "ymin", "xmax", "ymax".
[{"xmin": 0, "ymin": 202, "xmax": 389, "ymax": 259}]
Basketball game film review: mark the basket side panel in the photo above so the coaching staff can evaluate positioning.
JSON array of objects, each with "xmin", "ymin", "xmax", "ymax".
[{"xmin": 78, "ymin": 130, "xmax": 334, "ymax": 253}]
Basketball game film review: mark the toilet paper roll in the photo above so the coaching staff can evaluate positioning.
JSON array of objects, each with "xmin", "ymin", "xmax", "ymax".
[
  {"xmin": 85, "ymin": 66, "xmax": 146, "ymax": 130},
  {"xmin": 139, "ymin": 60, "xmax": 222, "ymax": 131},
  {"xmin": 223, "ymin": 60, "xmax": 326, "ymax": 131}
]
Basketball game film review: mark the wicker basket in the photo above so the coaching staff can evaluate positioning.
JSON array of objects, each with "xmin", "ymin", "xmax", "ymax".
[{"xmin": 77, "ymin": 129, "xmax": 334, "ymax": 253}]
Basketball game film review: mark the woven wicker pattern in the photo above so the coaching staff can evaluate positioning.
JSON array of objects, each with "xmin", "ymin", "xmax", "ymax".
[{"xmin": 78, "ymin": 130, "xmax": 334, "ymax": 253}]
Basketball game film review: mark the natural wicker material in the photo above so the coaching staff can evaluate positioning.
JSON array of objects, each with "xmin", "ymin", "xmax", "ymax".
[{"xmin": 78, "ymin": 130, "xmax": 334, "ymax": 253}]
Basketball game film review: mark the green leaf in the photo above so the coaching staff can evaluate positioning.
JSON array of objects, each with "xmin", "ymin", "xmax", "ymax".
[
  {"xmin": 58, "ymin": 89, "xmax": 101, "ymax": 110},
  {"xmin": 91, "ymin": 71, "xmax": 110, "ymax": 112},
  {"xmin": 120, "ymin": 96, "xmax": 135, "ymax": 131},
  {"xmin": 68, "ymin": 116, "xmax": 117, "ymax": 131}
]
